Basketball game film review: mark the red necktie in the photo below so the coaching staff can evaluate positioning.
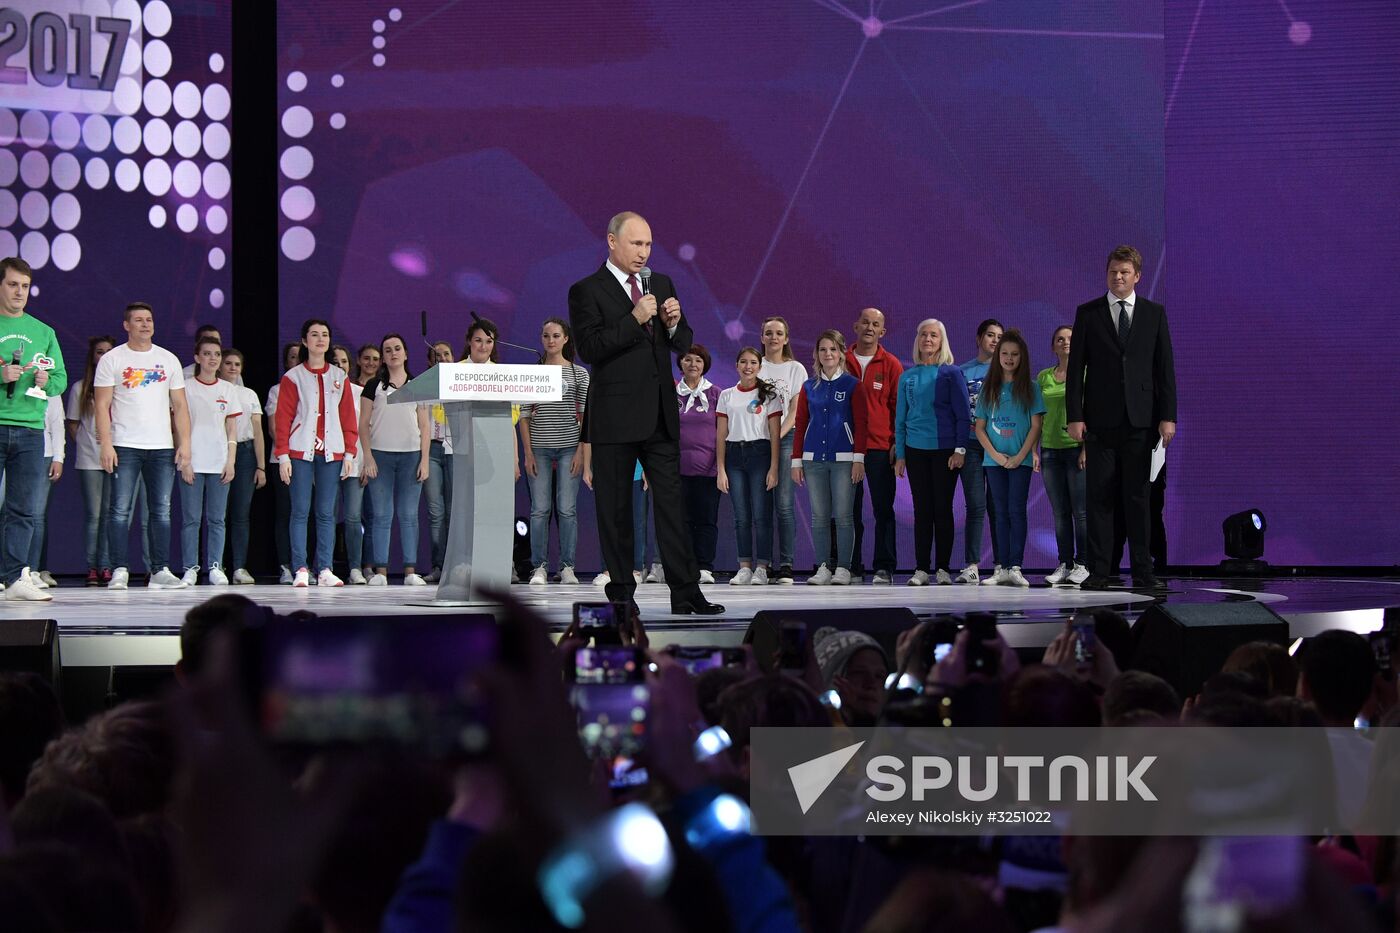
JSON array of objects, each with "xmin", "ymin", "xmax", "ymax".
[{"xmin": 627, "ymin": 274, "xmax": 652, "ymax": 337}]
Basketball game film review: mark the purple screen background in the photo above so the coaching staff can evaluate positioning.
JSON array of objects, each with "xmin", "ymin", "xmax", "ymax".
[
  {"xmin": 275, "ymin": 0, "xmax": 1399, "ymax": 569},
  {"xmin": 1, "ymin": 0, "xmax": 232, "ymax": 573}
]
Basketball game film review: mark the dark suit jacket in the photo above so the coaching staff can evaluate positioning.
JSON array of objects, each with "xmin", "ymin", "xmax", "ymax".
[
  {"xmin": 568, "ymin": 264, "xmax": 693, "ymax": 444},
  {"xmin": 1065, "ymin": 294, "xmax": 1177, "ymax": 430}
]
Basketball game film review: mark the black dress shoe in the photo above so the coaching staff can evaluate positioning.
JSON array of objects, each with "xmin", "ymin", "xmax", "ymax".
[
  {"xmin": 1133, "ymin": 575, "xmax": 1169, "ymax": 592},
  {"xmin": 671, "ymin": 597, "xmax": 725, "ymax": 616},
  {"xmin": 1080, "ymin": 574, "xmax": 1111, "ymax": 591}
]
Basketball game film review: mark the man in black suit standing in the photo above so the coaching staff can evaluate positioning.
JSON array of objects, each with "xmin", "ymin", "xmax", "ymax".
[
  {"xmin": 569, "ymin": 212, "xmax": 723, "ymax": 615},
  {"xmin": 1066, "ymin": 245, "xmax": 1177, "ymax": 591}
]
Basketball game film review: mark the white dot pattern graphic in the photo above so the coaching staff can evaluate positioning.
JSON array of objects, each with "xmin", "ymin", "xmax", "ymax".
[
  {"xmin": 281, "ymin": 226, "xmax": 316, "ymax": 261},
  {"xmin": 114, "ymin": 158, "xmax": 140, "ymax": 192},
  {"xmin": 142, "ymin": 158, "xmax": 172, "ymax": 196},
  {"xmin": 209, "ymin": 288, "xmax": 224, "ymax": 308},
  {"xmin": 143, "ymin": 119, "xmax": 172, "ymax": 156},
  {"xmin": 173, "ymin": 160, "xmax": 201, "ymax": 198},
  {"xmin": 205, "ymin": 206, "xmax": 228, "ymax": 234},
  {"xmin": 280, "ymin": 146, "xmax": 313, "ymax": 180},
  {"xmin": 173, "ymin": 120, "xmax": 201, "ymax": 158},
  {"xmin": 82, "ymin": 115, "xmax": 112, "ymax": 152},
  {"xmin": 203, "ymin": 123, "xmax": 230, "ymax": 159},
  {"xmin": 84, "ymin": 158, "xmax": 111, "ymax": 190},
  {"xmin": 208, "ymin": 247, "xmax": 226, "ymax": 270},
  {"xmin": 330, "ymin": 113, "xmax": 346, "ymax": 130},
  {"xmin": 144, "ymin": 79, "xmax": 173, "ymax": 116},
  {"xmin": 20, "ymin": 151, "xmax": 49, "ymax": 188},
  {"xmin": 282, "ymin": 105, "xmax": 313, "ymax": 138},
  {"xmin": 176, "ymin": 204, "xmax": 198, "ymax": 232},
  {"xmin": 143, "ymin": 0, "xmax": 173, "ymax": 37},
  {"xmin": 149, "ymin": 204, "xmax": 167, "ymax": 228},
  {"xmin": 51, "ymin": 113, "xmax": 81, "ymax": 149},
  {"xmin": 20, "ymin": 192, "xmax": 49, "ymax": 228},
  {"xmin": 203, "ymin": 84, "xmax": 231, "ymax": 121},
  {"xmin": 20, "ymin": 111, "xmax": 49, "ymax": 147},
  {"xmin": 113, "ymin": 116, "xmax": 142, "ymax": 154},
  {"xmin": 51, "ymin": 154, "xmax": 81, "ymax": 190},
  {"xmin": 287, "ymin": 71, "xmax": 307, "ymax": 92},
  {"xmin": 52, "ymin": 193, "xmax": 81, "ymax": 231},
  {"xmin": 173, "ymin": 82, "xmax": 202, "ymax": 119},
  {"xmin": 281, "ymin": 186, "xmax": 315, "ymax": 221},
  {"xmin": 0, "ymin": 192, "xmax": 16, "ymax": 226},
  {"xmin": 143, "ymin": 39, "xmax": 173, "ymax": 78},
  {"xmin": 20, "ymin": 231, "xmax": 49, "ymax": 269},
  {"xmin": 0, "ymin": 150, "xmax": 15, "ymax": 186},
  {"xmin": 52, "ymin": 233, "xmax": 81, "ymax": 272}
]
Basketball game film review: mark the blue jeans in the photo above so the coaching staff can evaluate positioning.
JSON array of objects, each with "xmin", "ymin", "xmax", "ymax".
[
  {"xmin": 1040, "ymin": 446, "xmax": 1088, "ymax": 565},
  {"xmin": 529, "ymin": 445, "xmax": 580, "ymax": 569},
  {"xmin": 289, "ymin": 455, "xmax": 342, "ymax": 573},
  {"xmin": 726, "ymin": 440, "xmax": 773, "ymax": 565},
  {"xmin": 26, "ymin": 456, "xmax": 54, "ymax": 569},
  {"xmin": 109, "ymin": 446, "xmax": 175, "ymax": 572},
  {"xmin": 985, "ymin": 464, "xmax": 1033, "ymax": 568},
  {"xmin": 180, "ymin": 473, "xmax": 231, "ymax": 572},
  {"xmin": 805, "ymin": 460, "xmax": 855, "ymax": 570},
  {"xmin": 0, "ymin": 426, "xmax": 46, "ymax": 584},
  {"xmin": 225, "ymin": 440, "xmax": 257, "ymax": 570},
  {"xmin": 960, "ymin": 445, "xmax": 999, "ymax": 566},
  {"xmin": 369, "ymin": 450, "xmax": 423, "ymax": 568},
  {"xmin": 79, "ymin": 468, "xmax": 113, "ymax": 569},
  {"xmin": 772, "ymin": 432, "xmax": 796, "ymax": 567},
  {"xmin": 341, "ymin": 476, "xmax": 366, "ymax": 569},
  {"xmin": 425, "ymin": 440, "xmax": 452, "ymax": 571}
]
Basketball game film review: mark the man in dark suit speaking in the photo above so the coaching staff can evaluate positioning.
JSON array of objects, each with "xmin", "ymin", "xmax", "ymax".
[
  {"xmin": 1065, "ymin": 245, "xmax": 1177, "ymax": 592},
  {"xmin": 569, "ymin": 212, "xmax": 723, "ymax": 615}
]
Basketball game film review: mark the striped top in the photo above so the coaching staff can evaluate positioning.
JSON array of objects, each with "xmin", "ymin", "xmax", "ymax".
[{"xmin": 521, "ymin": 363, "xmax": 590, "ymax": 448}]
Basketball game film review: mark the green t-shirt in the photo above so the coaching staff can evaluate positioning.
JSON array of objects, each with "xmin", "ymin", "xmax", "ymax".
[
  {"xmin": 1036, "ymin": 366, "xmax": 1077, "ymax": 450},
  {"xmin": 0, "ymin": 312, "xmax": 67, "ymax": 430}
]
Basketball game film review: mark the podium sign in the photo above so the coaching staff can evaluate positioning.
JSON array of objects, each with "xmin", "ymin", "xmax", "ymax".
[{"xmin": 389, "ymin": 363, "xmax": 563, "ymax": 606}]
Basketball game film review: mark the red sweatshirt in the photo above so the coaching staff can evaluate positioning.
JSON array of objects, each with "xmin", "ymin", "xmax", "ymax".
[
  {"xmin": 844, "ymin": 345, "xmax": 902, "ymax": 451},
  {"xmin": 274, "ymin": 362, "xmax": 359, "ymax": 461}
]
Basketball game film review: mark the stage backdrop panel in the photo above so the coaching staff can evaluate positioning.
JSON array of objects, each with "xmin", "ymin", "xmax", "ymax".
[
  {"xmin": 1161, "ymin": 0, "xmax": 1400, "ymax": 565},
  {"xmin": 276, "ymin": 1, "xmax": 1177, "ymax": 573},
  {"xmin": 1, "ymin": 0, "xmax": 232, "ymax": 573}
]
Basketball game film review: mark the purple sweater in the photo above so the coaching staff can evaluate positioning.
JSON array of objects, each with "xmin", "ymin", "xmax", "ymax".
[{"xmin": 677, "ymin": 380, "xmax": 721, "ymax": 476}]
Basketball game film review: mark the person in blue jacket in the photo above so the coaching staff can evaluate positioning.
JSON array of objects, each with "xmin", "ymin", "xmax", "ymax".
[
  {"xmin": 894, "ymin": 319, "xmax": 970, "ymax": 586},
  {"xmin": 790, "ymin": 330, "xmax": 867, "ymax": 585}
]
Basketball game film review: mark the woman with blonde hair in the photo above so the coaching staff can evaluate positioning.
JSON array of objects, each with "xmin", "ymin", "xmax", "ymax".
[{"xmin": 894, "ymin": 319, "xmax": 970, "ymax": 585}]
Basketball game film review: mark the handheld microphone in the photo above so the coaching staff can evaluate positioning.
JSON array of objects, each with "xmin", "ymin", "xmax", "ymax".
[
  {"xmin": 638, "ymin": 267, "xmax": 652, "ymax": 296},
  {"xmin": 6, "ymin": 349, "xmax": 19, "ymax": 399}
]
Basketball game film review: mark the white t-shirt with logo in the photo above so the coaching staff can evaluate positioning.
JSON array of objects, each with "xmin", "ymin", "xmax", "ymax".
[
  {"xmin": 185, "ymin": 376, "xmax": 242, "ymax": 474},
  {"xmin": 92, "ymin": 343, "xmax": 186, "ymax": 450},
  {"xmin": 230, "ymin": 384, "xmax": 262, "ymax": 443},
  {"xmin": 363, "ymin": 379, "xmax": 423, "ymax": 453},
  {"xmin": 758, "ymin": 358, "xmax": 808, "ymax": 420},
  {"xmin": 717, "ymin": 383, "xmax": 781, "ymax": 443}
]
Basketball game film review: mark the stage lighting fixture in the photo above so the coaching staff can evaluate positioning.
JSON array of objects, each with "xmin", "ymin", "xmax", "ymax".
[{"xmin": 1221, "ymin": 509, "xmax": 1269, "ymax": 573}]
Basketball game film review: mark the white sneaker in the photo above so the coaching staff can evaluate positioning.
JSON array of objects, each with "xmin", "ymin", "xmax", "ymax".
[
  {"xmin": 808, "ymin": 564, "xmax": 833, "ymax": 585},
  {"xmin": 751, "ymin": 565, "xmax": 769, "ymax": 585},
  {"xmin": 318, "ymin": 569, "xmax": 344, "ymax": 587},
  {"xmin": 232, "ymin": 568, "xmax": 255, "ymax": 585},
  {"xmin": 982, "ymin": 567, "xmax": 1011, "ymax": 586},
  {"xmin": 529, "ymin": 565, "xmax": 549, "ymax": 585},
  {"xmin": 1068, "ymin": 563, "xmax": 1090, "ymax": 585},
  {"xmin": 935, "ymin": 569, "xmax": 953, "ymax": 585},
  {"xmin": 698, "ymin": 569, "xmax": 715, "ymax": 585},
  {"xmin": 559, "ymin": 567, "xmax": 579, "ymax": 585},
  {"xmin": 292, "ymin": 568, "xmax": 310, "ymax": 588},
  {"xmin": 632, "ymin": 570, "xmax": 644, "ymax": 584},
  {"xmin": 368, "ymin": 573, "xmax": 387, "ymax": 586},
  {"xmin": 908, "ymin": 570, "xmax": 930, "ymax": 586},
  {"xmin": 349, "ymin": 568, "xmax": 367, "ymax": 585},
  {"xmin": 181, "ymin": 566, "xmax": 200, "ymax": 587},
  {"xmin": 1045, "ymin": 563, "xmax": 1071, "ymax": 586},
  {"xmin": 645, "ymin": 562, "xmax": 665, "ymax": 584},
  {"xmin": 279, "ymin": 565, "xmax": 294, "ymax": 585},
  {"xmin": 593, "ymin": 571, "xmax": 610, "ymax": 587},
  {"xmin": 28, "ymin": 570, "xmax": 49, "ymax": 589},
  {"xmin": 109, "ymin": 567, "xmax": 130, "ymax": 590},
  {"xmin": 403, "ymin": 572, "xmax": 426, "ymax": 586},
  {"xmin": 6, "ymin": 568, "xmax": 52, "ymax": 601},
  {"xmin": 872, "ymin": 570, "xmax": 892, "ymax": 585},
  {"xmin": 1007, "ymin": 566, "xmax": 1030, "ymax": 587},
  {"xmin": 209, "ymin": 566, "xmax": 230, "ymax": 586},
  {"xmin": 832, "ymin": 567, "xmax": 852, "ymax": 586},
  {"xmin": 730, "ymin": 567, "xmax": 754, "ymax": 586},
  {"xmin": 955, "ymin": 564, "xmax": 980, "ymax": 585},
  {"xmin": 38, "ymin": 570, "xmax": 57, "ymax": 588},
  {"xmin": 150, "ymin": 568, "xmax": 188, "ymax": 589}
]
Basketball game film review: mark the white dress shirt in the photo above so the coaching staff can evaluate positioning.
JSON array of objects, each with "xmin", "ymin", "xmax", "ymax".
[{"xmin": 1107, "ymin": 290, "xmax": 1136, "ymax": 331}]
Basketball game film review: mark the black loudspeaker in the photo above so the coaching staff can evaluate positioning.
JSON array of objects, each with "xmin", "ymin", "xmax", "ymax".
[
  {"xmin": 0, "ymin": 619, "xmax": 61, "ymax": 686},
  {"xmin": 745, "ymin": 607, "xmax": 918, "ymax": 674},
  {"xmin": 1130, "ymin": 602, "xmax": 1288, "ymax": 698}
]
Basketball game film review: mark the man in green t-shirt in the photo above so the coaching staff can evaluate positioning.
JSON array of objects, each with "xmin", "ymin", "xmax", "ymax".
[{"xmin": 0, "ymin": 257, "xmax": 67, "ymax": 601}]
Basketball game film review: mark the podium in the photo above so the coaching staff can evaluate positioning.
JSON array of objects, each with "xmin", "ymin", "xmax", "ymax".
[{"xmin": 389, "ymin": 362, "xmax": 562, "ymax": 605}]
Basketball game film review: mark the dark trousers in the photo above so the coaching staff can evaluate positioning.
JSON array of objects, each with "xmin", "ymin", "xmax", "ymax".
[
  {"xmin": 1113, "ymin": 463, "xmax": 1167, "ymax": 573},
  {"xmin": 850, "ymin": 448, "xmax": 897, "ymax": 574},
  {"xmin": 1085, "ymin": 424, "xmax": 1155, "ymax": 579},
  {"xmin": 905, "ymin": 446, "xmax": 959, "ymax": 573},
  {"xmin": 681, "ymin": 474, "xmax": 720, "ymax": 571},
  {"xmin": 592, "ymin": 410, "xmax": 700, "ymax": 604}
]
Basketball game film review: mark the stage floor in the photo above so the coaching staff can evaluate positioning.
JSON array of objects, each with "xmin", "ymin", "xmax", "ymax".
[{"xmin": 7, "ymin": 573, "xmax": 1396, "ymax": 668}]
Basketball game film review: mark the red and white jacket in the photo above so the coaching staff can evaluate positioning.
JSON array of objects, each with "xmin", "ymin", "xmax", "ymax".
[{"xmin": 274, "ymin": 362, "xmax": 358, "ymax": 462}]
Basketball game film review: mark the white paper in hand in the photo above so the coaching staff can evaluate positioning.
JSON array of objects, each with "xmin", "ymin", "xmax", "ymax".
[{"xmin": 1150, "ymin": 438, "xmax": 1167, "ymax": 482}]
